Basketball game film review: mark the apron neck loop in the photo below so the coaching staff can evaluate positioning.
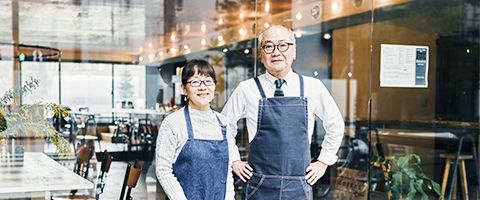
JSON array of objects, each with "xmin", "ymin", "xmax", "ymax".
[
  {"xmin": 255, "ymin": 74, "xmax": 305, "ymax": 98},
  {"xmin": 254, "ymin": 77, "xmax": 267, "ymax": 98},
  {"xmin": 183, "ymin": 106, "xmax": 195, "ymax": 139},
  {"xmin": 184, "ymin": 105, "xmax": 227, "ymax": 140},
  {"xmin": 213, "ymin": 113, "xmax": 227, "ymax": 139},
  {"xmin": 298, "ymin": 74, "xmax": 304, "ymax": 97}
]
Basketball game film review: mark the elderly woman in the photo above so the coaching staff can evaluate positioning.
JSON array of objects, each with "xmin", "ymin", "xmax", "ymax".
[{"xmin": 156, "ymin": 59, "xmax": 240, "ymax": 200}]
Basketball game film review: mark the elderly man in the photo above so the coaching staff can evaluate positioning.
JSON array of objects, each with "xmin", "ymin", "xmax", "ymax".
[{"xmin": 222, "ymin": 24, "xmax": 345, "ymax": 200}]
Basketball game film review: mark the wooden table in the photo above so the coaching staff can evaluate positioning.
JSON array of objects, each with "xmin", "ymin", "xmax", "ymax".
[{"xmin": 0, "ymin": 152, "xmax": 93, "ymax": 198}]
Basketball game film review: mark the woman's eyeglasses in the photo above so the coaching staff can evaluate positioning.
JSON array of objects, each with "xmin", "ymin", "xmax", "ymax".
[{"xmin": 187, "ymin": 79, "xmax": 215, "ymax": 87}]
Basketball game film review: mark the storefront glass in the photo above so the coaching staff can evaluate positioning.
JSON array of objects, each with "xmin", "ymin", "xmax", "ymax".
[{"xmin": 0, "ymin": 0, "xmax": 478, "ymax": 199}]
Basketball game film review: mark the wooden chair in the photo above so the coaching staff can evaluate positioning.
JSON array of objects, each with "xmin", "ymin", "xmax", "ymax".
[
  {"xmin": 77, "ymin": 118, "xmax": 101, "ymax": 151},
  {"xmin": 51, "ymin": 145, "xmax": 92, "ymax": 199},
  {"xmin": 51, "ymin": 150, "xmax": 113, "ymax": 200},
  {"xmin": 119, "ymin": 160, "xmax": 142, "ymax": 200}
]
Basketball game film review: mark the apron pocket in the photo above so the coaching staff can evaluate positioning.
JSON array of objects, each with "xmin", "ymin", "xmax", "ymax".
[
  {"xmin": 300, "ymin": 179, "xmax": 313, "ymax": 200},
  {"xmin": 245, "ymin": 175, "xmax": 265, "ymax": 199}
]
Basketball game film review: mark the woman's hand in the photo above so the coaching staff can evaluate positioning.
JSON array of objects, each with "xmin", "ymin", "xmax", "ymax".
[
  {"xmin": 305, "ymin": 160, "xmax": 328, "ymax": 185},
  {"xmin": 232, "ymin": 160, "xmax": 253, "ymax": 182}
]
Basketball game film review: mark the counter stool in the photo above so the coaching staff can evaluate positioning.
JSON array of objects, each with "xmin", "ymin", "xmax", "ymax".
[
  {"xmin": 440, "ymin": 153, "xmax": 473, "ymax": 200},
  {"xmin": 442, "ymin": 135, "xmax": 480, "ymax": 200}
]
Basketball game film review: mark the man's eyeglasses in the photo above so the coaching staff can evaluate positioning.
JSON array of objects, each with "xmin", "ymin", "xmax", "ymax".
[
  {"xmin": 261, "ymin": 42, "xmax": 294, "ymax": 54},
  {"xmin": 187, "ymin": 79, "xmax": 215, "ymax": 87}
]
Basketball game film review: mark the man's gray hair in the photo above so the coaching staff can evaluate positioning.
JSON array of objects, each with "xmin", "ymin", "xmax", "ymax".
[{"xmin": 258, "ymin": 24, "xmax": 296, "ymax": 47}]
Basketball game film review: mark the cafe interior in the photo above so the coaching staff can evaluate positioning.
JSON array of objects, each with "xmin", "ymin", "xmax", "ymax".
[{"xmin": 0, "ymin": 0, "xmax": 479, "ymax": 199}]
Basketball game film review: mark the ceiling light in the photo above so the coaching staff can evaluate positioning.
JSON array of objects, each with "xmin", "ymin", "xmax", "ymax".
[
  {"xmin": 217, "ymin": 35, "xmax": 223, "ymax": 41},
  {"xmin": 295, "ymin": 32, "xmax": 302, "ymax": 38},
  {"xmin": 238, "ymin": 28, "xmax": 246, "ymax": 35},
  {"xmin": 323, "ymin": 33, "xmax": 331, "ymax": 40},
  {"xmin": 296, "ymin": 12, "xmax": 302, "ymax": 21},
  {"xmin": 311, "ymin": 5, "xmax": 320, "ymax": 19},
  {"xmin": 201, "ymin": 24, "xmax": 207, "ymax": 32},
  {"xmin": 222, "ymin": 48, "xmax": 228, "ymax": 53},
  {"xmin": 244, "ymin": 49, "xmax": 250, "ymax": 54},
  {"xmin": 201, "ymin": 39, "xmax": 207, "ymax": 46},
  {"xmin": 331, "ymin": 1, "xmax": 342, "ymax": 13},
  {"xmin": 183, "ymin": 24, "xmax": 190, "ymax": 34},
  {"xmin": 265, "ymin": 1, "xmax": 270, "ymax": 13}
]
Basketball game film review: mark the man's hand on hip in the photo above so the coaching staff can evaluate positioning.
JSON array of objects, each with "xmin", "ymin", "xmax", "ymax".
[
  {"xmin": 232, "ymin": 160, "xmax": 253, "ymax": 182},
  {"xmin": 305, "ymin": 160, "xmax": 328, "ymax": 185}
]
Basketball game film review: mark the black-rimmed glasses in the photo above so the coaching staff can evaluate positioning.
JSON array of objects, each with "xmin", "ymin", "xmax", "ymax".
[
  {"xmin": 187, "ymin": 79, "xmax": 215, "ymax": 87},
  {"xmin": 261, "ymin": 42, "xmax": 294, "ymax": 53}
]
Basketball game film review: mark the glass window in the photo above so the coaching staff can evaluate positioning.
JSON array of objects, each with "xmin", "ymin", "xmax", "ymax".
[
  {"xmin": 113, "ymin": 64, "xmax": 146, "ymax": 109},
  {"xmin": 61, "ymin": 63, "xmax": 112, "ymax": 113},
  {"xmin": 0, "ymin": 44, "xmax": 14, "ymax": 96},
  {"xmin": 0, "ymin": 60, "xmax": 13, "ymax": 96},
  {"xmin": 21, "ymin": 61, "xmax": 59, "ymax": 104}
]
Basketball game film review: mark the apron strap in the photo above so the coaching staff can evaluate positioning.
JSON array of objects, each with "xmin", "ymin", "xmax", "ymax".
[
  {"xmin": 298, "ymin": 74, "xmax": 304, "ymax": 97},
  {"xmin": 256, "ymin": 74, "xmax": 305, "ymax": 98},
  {"xmin": 254, "ymin": 77, "xmax": 267, "ymax": 98},
  {"xmin": 184, "ymin": 105, "xmax": 227, "ymax": 140},
  {"xmin": 213, "ymin": 113, "xmax": 227, "ymax": 140},
  {"xmin": 183, "ymin": 106, "xmax": 194, "ymax": 139}
]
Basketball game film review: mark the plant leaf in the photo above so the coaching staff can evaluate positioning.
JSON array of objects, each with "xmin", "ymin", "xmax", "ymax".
[{"xmin": 407, "ymin": 180, "xmax": 417, "ymax": 199}]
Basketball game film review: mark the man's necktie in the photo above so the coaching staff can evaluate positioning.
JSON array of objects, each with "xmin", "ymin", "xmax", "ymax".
[{"xmin": 274, "ymin": 79, "xmax": 285, "ymax": 97}]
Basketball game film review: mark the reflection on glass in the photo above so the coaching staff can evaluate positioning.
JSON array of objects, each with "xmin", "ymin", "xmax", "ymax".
[{"xmin": 62, "ymin": 63, "xmax": 112, "ymax": 113}]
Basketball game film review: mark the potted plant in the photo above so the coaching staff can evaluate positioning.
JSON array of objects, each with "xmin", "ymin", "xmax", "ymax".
[
  {"xmin": 372, "ymin": 154, "xmax": 442, "ymax": 200},
  {"xmin": 0, "ymin": 77, "xmax": 70, "ymax": 154}
]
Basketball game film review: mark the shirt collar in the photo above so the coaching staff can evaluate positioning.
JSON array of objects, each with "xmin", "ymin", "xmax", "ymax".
[{"xmin": 264, "ymin": 69, "xmax": 295, "ymax": 86}]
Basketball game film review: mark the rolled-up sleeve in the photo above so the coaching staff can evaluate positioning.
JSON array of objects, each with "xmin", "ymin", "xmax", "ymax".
[
  {"xmin": 221, "ymin": 83, "xmax": 247, "ymax": 149},
  {"xmin": 314, "ymin": 81, "xmax": 345, "ymax": 165}
]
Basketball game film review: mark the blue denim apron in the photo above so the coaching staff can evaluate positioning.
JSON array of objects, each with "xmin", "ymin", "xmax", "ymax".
[
  {"xmin": 245, "ymin": 74, "xmax": 312, "ymax": 200},
  {"xmin": 172, "ymin": 106, "xmax": 229, "ymax": 200}
]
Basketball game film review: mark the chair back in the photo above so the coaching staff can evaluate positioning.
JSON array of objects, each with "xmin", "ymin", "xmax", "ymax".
[
  {"xmin": 96, "ymin": 150, "xmax": 113, "ymax": 199},
  {"xmin": 119, "ymin": 160, "xmax": 142, "ymax": 200},
  {"xmin": 85, "ymin": 118, "xmax": 97, "ymax": 137},
  {"xmin": 74, "ymin": 145, "xmax": 92, "ymax": 179}
]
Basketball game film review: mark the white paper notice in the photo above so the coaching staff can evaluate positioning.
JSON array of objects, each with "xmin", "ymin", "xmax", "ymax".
[{"xmin": 380, "ymin": 44, "xmax": 429, "ymax": 88}]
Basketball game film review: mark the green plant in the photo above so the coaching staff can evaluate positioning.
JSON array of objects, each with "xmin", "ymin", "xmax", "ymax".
[
  {"xmin": 379, "ymin": 154, "xmax": 442, "ymax": 200},
  {"xmin": 0, "ymin": 77, "xmax": 70, "ymax": 154}
]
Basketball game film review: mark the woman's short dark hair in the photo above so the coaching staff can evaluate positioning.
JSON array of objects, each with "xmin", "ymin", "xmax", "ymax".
[{"xmin": 181, "ymin": 59, "xmax": 217, "ymax": 86}]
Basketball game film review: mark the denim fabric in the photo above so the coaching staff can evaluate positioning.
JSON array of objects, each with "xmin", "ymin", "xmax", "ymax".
[
  {"xmin": 172, "ymin": 106, "xmax": 229, "ymax": 200},
  {"xmin": 245, "ymin": 173, "xmax": 312, "ymax": 200},
  {"xmin": 245, "ymin": 75, "xmax": 312, "ymax": 200}
]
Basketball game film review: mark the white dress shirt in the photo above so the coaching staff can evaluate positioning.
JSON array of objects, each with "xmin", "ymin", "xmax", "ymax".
[
  {"xmin": 156, "ymin": 106, "xmax": 240, "ymax": 200},
  {"xmin": 221, "ymin": 69, "xmax": 344, "ymax": 165}
]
